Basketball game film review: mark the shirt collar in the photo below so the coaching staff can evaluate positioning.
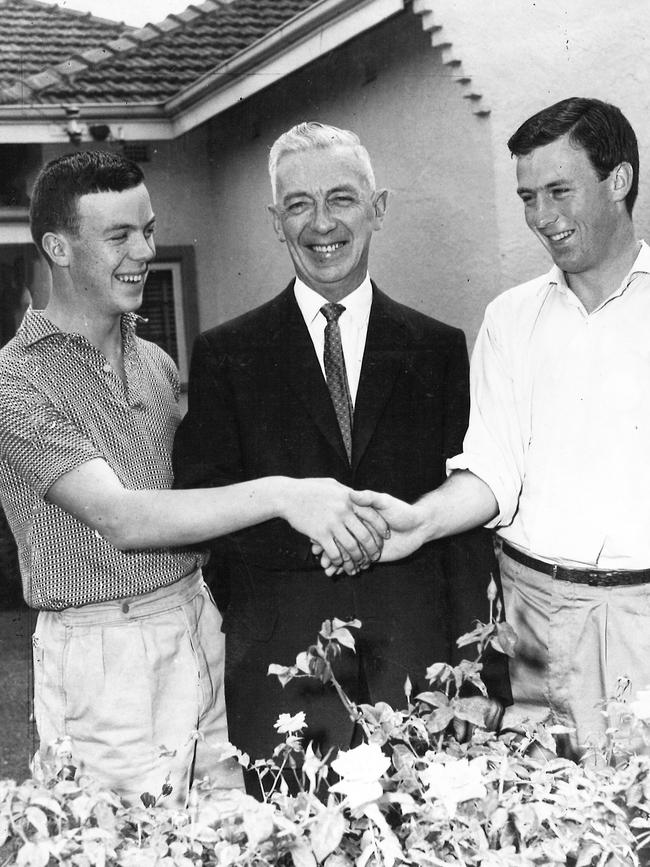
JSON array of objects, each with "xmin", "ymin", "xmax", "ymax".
[
  {"xmin": 18, "ymin": 307, "xmax": 142, "ymax": 348},
  {"xmin": 293, "ymin": 274, "xmax": 373, "ymax": 327},
  {"xmin": 548, "ymin": 239, "xmax": 650, "ymax": 298}
]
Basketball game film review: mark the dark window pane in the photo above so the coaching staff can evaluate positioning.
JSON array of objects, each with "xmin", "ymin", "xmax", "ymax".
[{"xmin": 137, "ymin": 268, "xmax": 179, "ymax": 366}]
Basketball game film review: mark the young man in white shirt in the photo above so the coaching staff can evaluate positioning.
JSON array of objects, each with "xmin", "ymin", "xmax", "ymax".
[{"xmin": 345, "ymin": 97, "xmax": 650, "ymax": 757}]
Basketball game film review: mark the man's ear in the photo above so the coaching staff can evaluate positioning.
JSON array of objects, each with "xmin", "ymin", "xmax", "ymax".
[
  {"xmin": 41, "ymin": 232, "xmax": 71, "ymax": 266},
  {"xmin": 372, "ymin": 188, "xmax": 389, "ymax": 229},
  {"xmin": 268, "ymin": 204, "xmax": 286, "ymax": 242},
  {"xmin": 611, "ymin": 162, "xmax": 633, "ymax": 204}
]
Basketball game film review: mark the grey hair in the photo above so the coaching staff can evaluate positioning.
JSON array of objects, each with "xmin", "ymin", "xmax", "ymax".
[{"xmin": 268, "ymin": 121, "xmax": 376, "ymax": 201}]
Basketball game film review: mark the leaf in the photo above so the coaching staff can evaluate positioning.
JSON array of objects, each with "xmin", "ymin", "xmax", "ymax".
[
  {"xmin": 328, "ymin": 628, "xmax": 357, "ymax": 651},
  {"xmin": 16, "ymin": 841, "xmax": 51, "ymax": 867},
  {"xmin": 25, "ymin": 806, "xmax": 49, "ymax": 836},
  {"xmin": 630, "ymin": 817, "xmax": 650, "ymax": 828},
  {"xmin": 296, "ymin": 650, "xmax": 330, "ymax": 682},
  {"xmin": 324, "ymin": 855, "xmax": 354, "ymax": 867},
  {"xmin": 331, "ymin": 617, "xmax": 361, "ymax": 631},
  {"xmin": 425, "ymin": 705, "xmax": 456, "ymax": 733},
  {"xmin": 0, "ymin": 815, "xmax": 9, "ymax": 848},
  {"xmin": 415, "ymin": 690, "xmax": 449, "ymax": 708},
  {"xmin": 575, "ymin": 842, "xmax": 603, "ymax": 867},
  {"xmin": 268, "ymin": 663, "xmax": 301, "ymax": 686},
  {"xmin": 385, "ymin": 791, "xmax": 418, "ymax": 814},
  {"xmin": 390, "ymin": 743, "xmax": 414, "ymax": 772},
  {"xmin": 291, "ymin": 838, "xmax": 318, "ymax": 867},
  {"xmin": 453, "ymin": 697, "xmax": 491, "ymax": 727},
  {"xmin": 489, "ymin": 806, "xmax": 509, "ymax": 833},
  {"xmin": 425, "ymin": 662, "xmax": 454, "ymax": 686},
  {"xmin": 454, "ymin": 660, "xmax": 487, "ymax": 696},
  {"xmin": 310, "ymin": 809, "xmax": 346, "ymax": 862},
  {"xmin": 490, "ymin": 622, "xmax": 518, "ymax": 658},
  {"xmin": 193, "ymin": 824, "xmax": 221, "ymax": 844},
  {"xmin": 357, "ymin": 842, "xmax": 376, "ymax": 867},
  {"xmin": 456, "ymin": 622, "xmax": 495, "ymax": 648},
  {"xmin": 28, "ymin": 796, "xmax": 65, "ymax": 817},
  {"xmin": 512, "ymin": 803, "xmax": 540, "ymax": 839}
]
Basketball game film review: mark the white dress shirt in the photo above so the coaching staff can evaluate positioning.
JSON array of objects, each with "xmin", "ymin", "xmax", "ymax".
[
  {"xmin": 448, "ymin": 241, "xmax": 650, "ymax": 569},
  {"xmin": 293, "ymin": 275, "xmax": 372, "ymax": 406}
]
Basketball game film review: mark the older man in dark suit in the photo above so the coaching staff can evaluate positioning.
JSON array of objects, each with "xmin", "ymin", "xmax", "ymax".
[{"xmin": 173, "ymin": 122, "xmax": 510, "ymax": 783}]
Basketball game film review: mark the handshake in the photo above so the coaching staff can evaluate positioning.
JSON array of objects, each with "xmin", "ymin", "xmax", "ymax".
[{"xmin": 277, "ymin": 477, "xmax": 427, "ymax": 574}]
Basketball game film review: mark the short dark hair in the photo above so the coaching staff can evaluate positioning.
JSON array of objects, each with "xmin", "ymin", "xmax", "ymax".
[
  {"xmin": 507, "ymin": 97, "xmax": 639, "ymax": 214},
  {"xmin": 30, "ymin": 150, "xmax": 145, "ymax": 261}
]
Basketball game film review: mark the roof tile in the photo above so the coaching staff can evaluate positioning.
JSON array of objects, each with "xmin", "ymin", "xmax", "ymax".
[
  {"xmin": 0, "ymin": 0, "xmax": 319, "ymax": 106},
  {"xmin": 57, "ymin": 58, "xmax": 90, "ymax": 76},
  {"xmin": 0, "ymin": 0, "xmax": 129, "ymax": 90},
  {"xmin": 127, "ymin": 26, "xmax": 160, "ymax": 44},
  {"xmin": 23, "ymin": 69, "xmax": 62, "ymax": 90},
  {"xmin": 105, "ymin": 36, "xmax": 138, "ymax": 53},
  {"xmin": 79, "ymin": 46, "xmax": 115, "ymax": 64}
]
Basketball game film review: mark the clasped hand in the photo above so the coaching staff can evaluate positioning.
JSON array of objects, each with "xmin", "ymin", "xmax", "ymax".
[
  {"xmin": 283, "ymin": 479, "xmax": 390, "ymax": 574},
  {"xmin": 285, "ymin": 484, "xmax": 423, "ymax": 575}
]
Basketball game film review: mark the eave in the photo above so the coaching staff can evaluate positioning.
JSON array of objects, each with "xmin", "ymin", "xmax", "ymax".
[{"xmin": 0, "ymin": 0, "xmax": 405, "ymax": 144}]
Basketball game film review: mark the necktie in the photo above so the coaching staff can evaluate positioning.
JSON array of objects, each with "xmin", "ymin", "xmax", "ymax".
[{"xmin": 320, "ymin": 302, "xmax": 353, "ymax": 462}]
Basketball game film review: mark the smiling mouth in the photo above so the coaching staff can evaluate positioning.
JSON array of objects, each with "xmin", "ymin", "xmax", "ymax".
[
  {"xmin": 309, "ymin": 242, "xmax": 346, "ymax": 257},
  {"xmin": 546, "ymin": 229, "xmax": 574, "ymax": 243},
  {"xmin": 115, "ymin": 272, "xmax": 147, "ymax": 284}
]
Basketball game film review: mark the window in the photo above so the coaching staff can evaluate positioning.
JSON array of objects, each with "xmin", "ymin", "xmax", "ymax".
[
  {"xmin": 135, "ymin": 247, "xmax": 198, "ymax": 386},
  {"xmin": 138, "ymin": 262, "xmax": 189, "ymax": 381},
  {"xmin": 0, "ymin": 145, "xmax": 41, "ymax": 211}
]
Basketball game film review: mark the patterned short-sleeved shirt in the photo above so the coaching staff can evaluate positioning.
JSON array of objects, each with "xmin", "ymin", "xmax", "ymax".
[{"xmin": 0, "ymin": 307, "xmax": 206, "ymax": 610}]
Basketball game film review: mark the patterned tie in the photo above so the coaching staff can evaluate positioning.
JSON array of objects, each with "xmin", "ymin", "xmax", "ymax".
[{"xmin": 320, "ymin": 302, "xmax": 353, "ymax": 462}]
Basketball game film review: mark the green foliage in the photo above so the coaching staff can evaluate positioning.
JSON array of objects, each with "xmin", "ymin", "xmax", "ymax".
[{"xmin": 3, "ymin": 592, "xmax": 650, "ymax": 865}]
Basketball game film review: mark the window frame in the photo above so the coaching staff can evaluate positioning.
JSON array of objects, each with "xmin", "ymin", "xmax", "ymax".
[{"xmin": 145, "ymin": 245, "xmax": 199, "ymax": 389}]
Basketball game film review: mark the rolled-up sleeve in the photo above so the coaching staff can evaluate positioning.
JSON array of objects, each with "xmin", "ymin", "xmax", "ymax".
[{"xmin": 446, "ymin": 300, "xmax": 525, "ymax": 528}]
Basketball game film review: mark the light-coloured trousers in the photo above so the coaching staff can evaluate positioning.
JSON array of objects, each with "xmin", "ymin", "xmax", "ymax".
[
  {"xmin": 498, "ymin": 545, "xmax": 650, "ymax": 757},
  {"xmin": 33, "ymin": 569, "xmax": 243, "ymax": 806}
]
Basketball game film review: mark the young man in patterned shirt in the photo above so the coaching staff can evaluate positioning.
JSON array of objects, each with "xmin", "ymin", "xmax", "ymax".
[{"xmin": 0, "ymin": 151, "xmax": 386, "ymax": 805}]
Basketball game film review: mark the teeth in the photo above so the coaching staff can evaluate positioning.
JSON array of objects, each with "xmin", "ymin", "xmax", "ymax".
[
  {"xmin": 116, "ymin": 274, "xmax": 143, "ymax": 283},
  {"xmin": 549, "ymin": 230, "xmax": 573, "ymax": 241},
  {"xmin": 312, "ymin": 243, "xmax": 343, "ymax": 253}
]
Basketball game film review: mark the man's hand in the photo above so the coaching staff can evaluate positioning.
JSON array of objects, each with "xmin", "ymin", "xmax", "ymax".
[
  {"xmin": 278, "ymin": 479, "xmax": 390, "ymax": 574},
  {"xmin": 311, "ymin": 490, "xmax": 429, "ymax": 575}
]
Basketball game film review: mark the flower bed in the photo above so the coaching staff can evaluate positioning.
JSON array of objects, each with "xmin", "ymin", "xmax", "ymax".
[{"xmin": 3, "ymin": 600, "xmax": 650, "ymax": 866}]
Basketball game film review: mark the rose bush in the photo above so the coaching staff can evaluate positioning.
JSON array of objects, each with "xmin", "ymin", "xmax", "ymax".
[{"xmin": 3, "ymin": 586, "xmax": 650, "ymax": 866}]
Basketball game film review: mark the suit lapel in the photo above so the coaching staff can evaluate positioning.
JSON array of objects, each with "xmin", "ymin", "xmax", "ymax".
[
  {"xmin": 352, "ymin": 287, "xmax": 410, "ymax": 470},
  {"xmin": 268, "ymin": 285, "xmax": 350, "ymax": 464}
]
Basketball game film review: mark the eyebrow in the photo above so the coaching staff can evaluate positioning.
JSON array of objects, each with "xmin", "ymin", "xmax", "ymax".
[
  {"xmin": 516, "ymin": 178, "xmax": 572, "ymax": 196},
  {"xmin": 281, "ymin": 185, "xmax": 358, "ymax": 205},
  {"xmin": 104, "ymin": 215, "xmax": 156, "ymax": 233}
]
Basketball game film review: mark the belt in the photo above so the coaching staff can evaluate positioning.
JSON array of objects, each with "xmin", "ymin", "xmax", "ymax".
[{"xmin": 501, "ymin": 542, "xmax": 650, "ymax": 588}]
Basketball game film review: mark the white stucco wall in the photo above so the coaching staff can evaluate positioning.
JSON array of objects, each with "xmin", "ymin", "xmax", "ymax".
[{"xmin": 423, "ymin": 0, "xmax": 650, "ymax": 291}]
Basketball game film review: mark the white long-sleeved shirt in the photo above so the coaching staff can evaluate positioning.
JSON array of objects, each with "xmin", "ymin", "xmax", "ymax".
[
  {"xmin": 294, "ymin": 274, "xmax": 372, "ymax": 406},
  {"xmin": 447, "ymin": 241, "xmax": 650, "ymax": 569}
]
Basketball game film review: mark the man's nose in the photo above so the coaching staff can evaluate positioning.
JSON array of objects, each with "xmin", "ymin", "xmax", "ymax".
[
  {"xmin": 311, "ymin": 199, "xmax": 337, "ymax": 233},
  {"xmin": 131, "ymin": 233, "xmax": 156, "ymax": 262},
  {"xmin": 533, "ymin": 197, "xmax": 559, "ymax": 229}
]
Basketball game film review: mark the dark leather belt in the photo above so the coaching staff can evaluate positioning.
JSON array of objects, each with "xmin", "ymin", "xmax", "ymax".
[{"xmin": 502, "ymin": 542, "xmax": 650, "ymax": 587}]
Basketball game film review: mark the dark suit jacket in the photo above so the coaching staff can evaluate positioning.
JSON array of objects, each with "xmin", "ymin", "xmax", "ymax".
[{"xmin": 173, "ymin": 283, "xmax": 510, "ymax": 760}]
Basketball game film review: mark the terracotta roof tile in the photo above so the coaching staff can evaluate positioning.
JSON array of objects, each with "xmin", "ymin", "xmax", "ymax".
[
  {"xmin": 0, "ymin": 0, "xmax": 319, "ymax": 106},
  {"xmin": 0, "ymin": 0, "xmax": 130, "ymax": 90}
]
